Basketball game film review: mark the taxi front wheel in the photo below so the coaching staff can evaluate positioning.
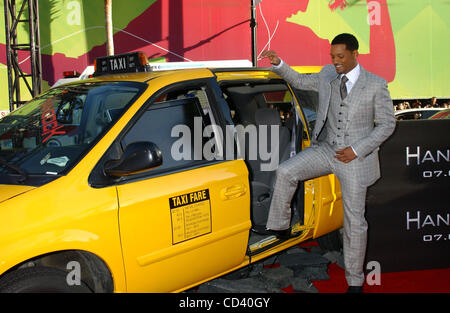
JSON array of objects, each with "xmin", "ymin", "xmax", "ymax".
[{"xmin": 0, "ymin": 267, "xmax": 92, "ymax": 293}]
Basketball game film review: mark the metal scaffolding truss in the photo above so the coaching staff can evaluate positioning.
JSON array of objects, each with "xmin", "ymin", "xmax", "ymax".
[{"xmin": 3, "ymin": 0, "xmax": 42, "ymax": 111}]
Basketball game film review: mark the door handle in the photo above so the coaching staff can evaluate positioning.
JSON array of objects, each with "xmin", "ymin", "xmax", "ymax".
[{"xmin": 221, "ymin": 184, "xmax": 247, "ymax": 200}]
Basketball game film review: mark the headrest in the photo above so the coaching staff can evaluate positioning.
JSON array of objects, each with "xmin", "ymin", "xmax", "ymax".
[
  {"xmin": 255, "ymin": 108, "xmax": 281, "ymax": 126},
  {"xmin": 235, "ymin": 97, "xmax": 258, "ymax": 125}
]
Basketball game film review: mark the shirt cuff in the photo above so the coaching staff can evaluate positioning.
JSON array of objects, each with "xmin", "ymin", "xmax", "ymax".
[
  {"xmin": 351, "ymin": 146, "xmax": 358, "ymax": 156},
  {"xmin": 272, "ymin": 59, "xmax": 284, "ymax": 69}
]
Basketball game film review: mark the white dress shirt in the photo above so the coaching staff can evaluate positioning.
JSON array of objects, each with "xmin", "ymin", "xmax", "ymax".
[{"xmin": 341, "ymin": 63, "xmax": 360, "ymax": 94}]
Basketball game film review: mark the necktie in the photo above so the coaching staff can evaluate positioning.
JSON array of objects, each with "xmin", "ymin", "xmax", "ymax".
[{"xmin": 340, "ymin": 75, "xmax": 349, "ymax": 100}]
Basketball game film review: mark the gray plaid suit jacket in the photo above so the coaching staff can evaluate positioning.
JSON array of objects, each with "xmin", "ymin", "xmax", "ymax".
[{"xmin": 274, "ymin": 63, "xmax": 396, "ymax": 186}]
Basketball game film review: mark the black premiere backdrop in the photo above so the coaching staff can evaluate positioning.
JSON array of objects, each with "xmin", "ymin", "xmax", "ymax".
[{"xmin": 365, "ymin": 119, "xmax": 450, "ymax": 273}]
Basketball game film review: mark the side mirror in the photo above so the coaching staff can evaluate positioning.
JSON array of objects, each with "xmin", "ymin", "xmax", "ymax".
[{"xmin": 104, "ymin": 141, "xmax": 162, "ymax": 177}]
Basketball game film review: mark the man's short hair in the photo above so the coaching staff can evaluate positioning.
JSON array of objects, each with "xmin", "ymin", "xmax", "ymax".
[{"xmin": 331, "ymin": 33, "xmax": 359, "ymax": 51}]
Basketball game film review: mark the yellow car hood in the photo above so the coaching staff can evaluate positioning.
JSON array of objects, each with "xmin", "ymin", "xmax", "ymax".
[{"xmin": 0, "ymin": 185, "xmax": 36, "ymax": 203}]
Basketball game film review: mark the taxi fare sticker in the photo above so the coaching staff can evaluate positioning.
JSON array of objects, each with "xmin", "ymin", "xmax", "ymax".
[{"xmin": 169, "ymin": 189, "xmax": 212, "ymax": 244}]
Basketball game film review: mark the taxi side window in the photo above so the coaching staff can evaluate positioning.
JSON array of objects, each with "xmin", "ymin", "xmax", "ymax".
[
  {"xmin": 292, "ymin": 88, "xmax": 319, "ymax": 136},
  {"xmin": 121, "ymin": 86, "xmax": 222, "ymax": 175}
]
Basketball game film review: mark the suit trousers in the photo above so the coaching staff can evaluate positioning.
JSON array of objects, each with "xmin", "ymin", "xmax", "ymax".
[{"xmin": 266, "ymin": 142, "xmax": 368, "ymax": 286}]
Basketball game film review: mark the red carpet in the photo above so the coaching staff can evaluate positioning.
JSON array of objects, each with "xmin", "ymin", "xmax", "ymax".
[
  {"xmin": 312, "ymin": 263, "xmax": 450, "ymax": 293},
  {"xmin": 295, "ymin": 241, "xmax": 450, "ymax": 293}
]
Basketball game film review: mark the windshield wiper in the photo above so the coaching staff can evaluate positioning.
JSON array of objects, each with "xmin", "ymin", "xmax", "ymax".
[{"xmin": 0, "ymin": 157, "xmax": 28, "ymax": 183}]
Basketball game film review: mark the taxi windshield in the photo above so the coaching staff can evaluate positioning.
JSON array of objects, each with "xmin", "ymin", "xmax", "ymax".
[{"xmin": 0, "ymin": 81, "xmax": 146, "ymax": 183}]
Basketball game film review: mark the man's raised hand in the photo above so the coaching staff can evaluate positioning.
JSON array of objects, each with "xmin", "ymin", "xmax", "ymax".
[{"xmin": 261, "ymin": 50, "xmax": 281, "ymax": 66}]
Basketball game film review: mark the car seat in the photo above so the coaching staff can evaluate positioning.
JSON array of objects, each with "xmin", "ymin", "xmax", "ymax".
[{"xmin": 249, "ymin": 107, "xmax": 291, "ymax": 226}]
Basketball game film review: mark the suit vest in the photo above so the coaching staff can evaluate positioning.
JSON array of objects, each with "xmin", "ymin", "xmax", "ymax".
[{"xmin": 319, "ymin": 78, "xmax": 350, "ymax": 150}]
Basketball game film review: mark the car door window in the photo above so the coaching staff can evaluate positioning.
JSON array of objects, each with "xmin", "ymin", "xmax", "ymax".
[
  {"xmin": 292, "ymin": 88, "xmax": 319, "ymax": 135},
  {"xmin": 120, "ymin": 85, "xmax": 223, "ymax": 176}
]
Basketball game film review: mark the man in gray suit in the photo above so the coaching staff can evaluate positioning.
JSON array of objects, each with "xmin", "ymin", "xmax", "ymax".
[{"xmin": 260, "ymin": 33, "xmax": 395, "ymax": 293}]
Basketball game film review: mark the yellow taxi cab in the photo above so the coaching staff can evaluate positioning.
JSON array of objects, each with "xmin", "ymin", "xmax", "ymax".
[{"xmin": 0, "ymin": 52, "xmax": 342, "ymax": 292}]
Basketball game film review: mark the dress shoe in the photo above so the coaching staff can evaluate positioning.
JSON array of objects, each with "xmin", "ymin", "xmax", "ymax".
[
  {"xmin": 346, "ymin": 286, "xmax": 363, "ymax": 293},
  {"xmin": 252, "ymin": 225, "xmax": 292, "ymax": 240}
]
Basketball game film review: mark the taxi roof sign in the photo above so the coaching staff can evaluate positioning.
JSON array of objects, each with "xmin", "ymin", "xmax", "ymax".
[
  {"xmin": 148, "ymin": 60, "xmax": 253, "ymax": 71},
  {"xmin": 94, "ymin": 51, "xmax": 150, "ymax": 76}
]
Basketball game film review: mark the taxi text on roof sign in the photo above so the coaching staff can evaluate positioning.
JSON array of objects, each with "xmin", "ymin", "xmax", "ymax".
[{"xmin": 94, "ymin": 51, "xmax": 151, "ymax": 76}]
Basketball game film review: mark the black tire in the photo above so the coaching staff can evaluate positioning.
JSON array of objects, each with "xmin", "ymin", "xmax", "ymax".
[
  {"xmin": 0, "ymin": 267, "xmax": 92, "ymax": 293},
  {"xmin": 317, "ymin": 229, "xmax": 343, "ymax": 252}
]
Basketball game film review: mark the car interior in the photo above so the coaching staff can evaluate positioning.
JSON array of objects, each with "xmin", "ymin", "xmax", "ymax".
[{"xmin": 220, "ymin": 82, "xmax": 306, "ymax": 244}]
